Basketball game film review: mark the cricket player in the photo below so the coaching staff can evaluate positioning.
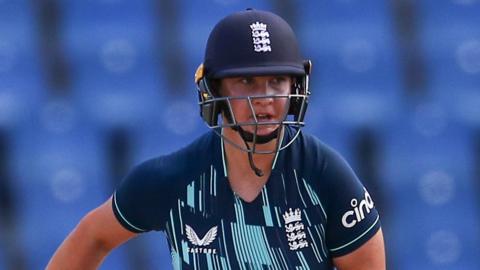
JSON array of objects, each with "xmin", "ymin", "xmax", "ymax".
[{"xmin": 48, "ymin": 9, "xmax": 385, "ymax": 269}]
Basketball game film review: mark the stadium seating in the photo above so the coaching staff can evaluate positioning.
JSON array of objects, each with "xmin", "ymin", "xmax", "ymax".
[
  {"xmin": 381, "ymin": 108, "xmax": 479, "ymax": 269},
  {"xmin": 418, "ymin": 0, "xmax": 480, "ymax": 122},
  {"xmin": 1, "ymin": 0, "xmax": 479, "ymax": 269},
  {"xmin": 61, "ymin": 0, "xmax": 165, "ymax": 129},
  {"xmin": 0, "ymin": 0, "xmax": 45, "ymax": 130},
  {"xmin": 10, "ymin": 105, "xmax": 119, "ymax": 268}
]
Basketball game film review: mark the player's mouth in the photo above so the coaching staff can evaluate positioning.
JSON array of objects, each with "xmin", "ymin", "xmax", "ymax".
[
  {"xmin": 245, "ymin": 113, "xmax": 280, "ymax": 135},
  {"xmin": 254, "ymin": 113, "xmax": 273, "ymax": 122}
]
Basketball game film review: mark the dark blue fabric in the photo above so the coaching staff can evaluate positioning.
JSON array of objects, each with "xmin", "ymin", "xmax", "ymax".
[
  {"xmin": 203, "ymin": 9, "xmax": 305, "ymax": 78},
  {"xmin": 112, "ymin": 127, "xmax": 381, "ymax": 268}
]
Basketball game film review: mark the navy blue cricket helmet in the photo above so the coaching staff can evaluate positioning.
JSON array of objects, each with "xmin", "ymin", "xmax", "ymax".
[{"xmin": 195, "ymin": 8, "xmax": 311, "ymax": 155}]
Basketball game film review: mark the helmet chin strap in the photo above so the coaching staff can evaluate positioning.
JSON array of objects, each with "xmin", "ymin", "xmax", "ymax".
[
  {"xmin": 234, "ymin": 126, "xmax": 280, "ymax": 177},
  {"xmin": 233, "ymin": 126, "xmax": 279, "ymax": 144}
]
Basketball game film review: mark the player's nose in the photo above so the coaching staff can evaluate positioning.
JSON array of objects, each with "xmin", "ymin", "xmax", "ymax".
[
  {"xmin": 250, "ymin": 79, "xmax": 275, "ymax": 106},
  {"xmin": 253, "ymin": 79, "xmax": 277, "ymax": 95},
  {"xmin": 251, "ymin": 90, "xmax": 274, "ymax": 106},
  {"xmin": 253, "ymin": 77, "xmax": 276, "ymax": 102}
]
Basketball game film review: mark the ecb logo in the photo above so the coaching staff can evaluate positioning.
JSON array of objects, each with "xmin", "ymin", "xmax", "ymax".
[
  {"xmin": 250, "ymin": 22, "xmax": 272, "ymax": 53},
  {"xmin": 283, "ymin": 208, "xmax": 309, "ymax": 250}
]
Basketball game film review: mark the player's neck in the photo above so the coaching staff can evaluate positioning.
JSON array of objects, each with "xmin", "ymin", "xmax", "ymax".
[
  {"xmin": 223, "ymin": 150, "xmax": 273, "ymax": 202},
  {"xmin": 224, "ymin": 147, "xmax": 275, "ymax": 177},
  {"xmin": 222, "ymin": 128, "xmax": 279, "ymax": 168},
  {"xmin": 222, "ymin": 128, "xmax": 279, "ymax": 200},
  {"xmin": 222, "ymin": 127, "xmax": 281, "ymax": 154}
]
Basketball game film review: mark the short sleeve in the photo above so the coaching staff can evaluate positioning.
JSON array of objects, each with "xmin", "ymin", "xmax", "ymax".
[
  {"xmin": 321, "ymin": 147, "xmax": 381, "ymax": 257},
  {"xmin": 112, "ymin": 158, "xmax": 171, "ymax": 233}
]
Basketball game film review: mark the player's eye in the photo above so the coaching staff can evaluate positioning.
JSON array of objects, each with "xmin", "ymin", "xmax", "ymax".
[
  {"xmin": 271, "ymin": 76, "xmax": 289, "ymax": 84},
  {"xmin": 239, "ymin": 77, "xmax": 254, "ymax": 85}
]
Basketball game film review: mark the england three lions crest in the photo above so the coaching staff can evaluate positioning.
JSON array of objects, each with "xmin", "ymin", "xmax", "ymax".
[
  {"xmin": 250, "ymin": 21, "xmax": 272, "ymax": 52},
  {"xmin": 283, "ymin": 208, "xmax": 309, "ymax": 250}
]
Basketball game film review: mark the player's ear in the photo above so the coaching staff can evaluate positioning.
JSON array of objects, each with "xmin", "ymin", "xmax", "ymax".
[{"xmin": 290, "ymin": 76, "xmax": 297, "ymax": 84}]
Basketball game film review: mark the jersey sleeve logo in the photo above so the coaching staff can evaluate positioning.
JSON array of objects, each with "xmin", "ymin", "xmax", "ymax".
[
  {"xmin": 185, "ymin": 224, "xmax": 218, "ymax": 246},
  {"xmin": 341, "ymin": 188, "xmax": 375, "ymax": 228}
]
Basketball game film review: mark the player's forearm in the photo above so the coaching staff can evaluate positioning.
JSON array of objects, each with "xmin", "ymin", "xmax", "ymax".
[{"xmin": 46, "ymin": 220, "xmax": 110, "ymax": 269}]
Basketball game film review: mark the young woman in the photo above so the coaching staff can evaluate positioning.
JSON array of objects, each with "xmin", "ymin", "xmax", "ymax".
[{"xmin": 48, "ymin": 9, "xmax": 385, "ymax": 270}]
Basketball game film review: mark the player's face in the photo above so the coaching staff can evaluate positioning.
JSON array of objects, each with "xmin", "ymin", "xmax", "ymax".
[{"xmin": 220, "ymin": 75, "xmax": 292, "ymax": 135}]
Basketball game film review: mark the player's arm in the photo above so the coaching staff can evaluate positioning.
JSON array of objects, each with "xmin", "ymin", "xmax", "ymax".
[
  {"xmin": 46, "ymin": 197, "xmax": 137, "ymax": 270},
  {"xmin": 314, "ymin": 142, "xmax": 386, "ymax": 269},
  {"xmin": 332, "ymin": 228, "xmax": 385, "ymax": 270}
]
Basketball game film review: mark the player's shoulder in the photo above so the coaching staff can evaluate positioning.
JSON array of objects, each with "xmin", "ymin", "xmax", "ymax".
[
  {"xmin": 133, "ymin": 131, "xmax": 217, "ymax": 179},
  {"xmin": 113, "ymin": 132, "xmax": 218, "ymax": 232},
  {"xmin": 297, "ymin": 129, "xmax": 330, "ymax": 153},
  {"xmin": 292, "ymin": 129, "xmax": 343, "ymax": 166},
  {"xmin": 293, "ymin": 129, "xmax": 355, "ymax": 184}
]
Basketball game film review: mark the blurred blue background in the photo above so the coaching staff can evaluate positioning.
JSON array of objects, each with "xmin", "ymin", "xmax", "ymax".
[{"xmin": 0, "ymin": 0, "xmax": 479, "ymax": 269}]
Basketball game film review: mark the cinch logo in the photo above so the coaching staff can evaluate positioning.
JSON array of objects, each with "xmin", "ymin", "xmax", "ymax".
[{"xmin": 341, "ymin": 189, "xmax": 375, "ymax": 228}]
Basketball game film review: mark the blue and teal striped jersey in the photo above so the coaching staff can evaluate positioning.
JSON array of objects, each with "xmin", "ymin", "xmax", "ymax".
[{"xmin": 112, "ymin": 127, "xmax": 381, "ymax": 269}]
